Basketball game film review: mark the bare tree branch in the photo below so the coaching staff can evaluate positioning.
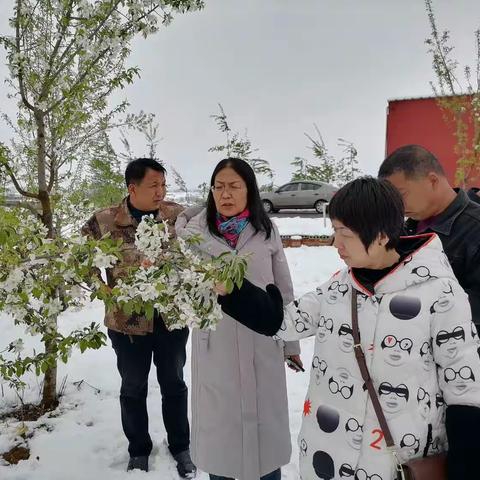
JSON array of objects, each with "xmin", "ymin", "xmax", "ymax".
[
  {"xmin": 15, "ymin": 0, "xmax": 35, "ymax": 111},
  {"xmin": 2, "ymin": 162, "xmax": 39, "ymax": 198}
]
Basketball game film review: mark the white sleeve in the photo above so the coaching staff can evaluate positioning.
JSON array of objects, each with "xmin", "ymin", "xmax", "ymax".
[
  {"xmin": 276, "ymin": 287, "xmax": 325, "ymax": 341},
  {"xmin": 431, "ymin": 278, "xmax": 480, "ymax": 407}
]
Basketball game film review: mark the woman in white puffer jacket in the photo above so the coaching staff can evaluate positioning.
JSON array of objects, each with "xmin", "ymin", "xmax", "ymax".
[{"xmin": 218, "ymin": 177, "xmax": 480, "ymax": 480}]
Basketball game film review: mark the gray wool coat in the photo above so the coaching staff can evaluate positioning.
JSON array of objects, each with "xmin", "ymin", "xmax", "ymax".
[{"xmin": 176, "ymin": 207, "xmax": 299, "ymax": 480}]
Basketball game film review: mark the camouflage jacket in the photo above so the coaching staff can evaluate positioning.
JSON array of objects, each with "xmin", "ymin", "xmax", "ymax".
[{"xmin": 81, "ymin": 197, "xmax": 184, "ymax": 335}]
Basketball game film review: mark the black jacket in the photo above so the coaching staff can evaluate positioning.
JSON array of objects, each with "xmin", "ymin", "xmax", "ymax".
[
  {"xmin": 468, "ymin": 187, "xmax": 480, "ymax": 205},
  {"xmin": 405, "ymin": 189, "xmax": 480, "ymax": 328}
]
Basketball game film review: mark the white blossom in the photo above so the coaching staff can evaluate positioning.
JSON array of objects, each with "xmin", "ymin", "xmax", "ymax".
[
  {"xmin": 43, "ymin": 297, "xmax": 63, "ymax": 318},
  {"xmin": 1, "ymin": 268, "xmax": 25, "ymax": 293},
  {"xmin": 70, "ymin": 235, "xmax": 87, "ymax": 245},
  {"xmin": 69, "ymin": 285, "xmax": 85, "ymax": 300},
  {"xmin": 9, "ymin": 339, "xmax": 24, "ymax": 354},
  {"xmin": 93, "ymin": 247, "xmax": 118, "ymax": 269}
]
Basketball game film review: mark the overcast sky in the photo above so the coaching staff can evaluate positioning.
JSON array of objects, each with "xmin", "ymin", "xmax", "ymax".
[{"xmin": 1, "ymin": 0, "xmax": 479, "ymax": 188}]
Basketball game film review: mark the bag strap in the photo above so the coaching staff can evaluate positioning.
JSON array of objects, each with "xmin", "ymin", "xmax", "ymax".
[{"xmin": 351, "ymin": 288, "xmax": 396, "ymax": 448}]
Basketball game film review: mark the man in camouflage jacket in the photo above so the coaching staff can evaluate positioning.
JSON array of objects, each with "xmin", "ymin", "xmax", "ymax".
[
  {"xmin": 82, "ymin": 193, "xmax": 182, "ymax": 336},
  {"xmin": 82, "ymin": 158, "xmax": 196, "ymax": 478}
]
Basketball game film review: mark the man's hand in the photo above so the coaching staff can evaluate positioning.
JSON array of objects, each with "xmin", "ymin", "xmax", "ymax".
[{"xmin": 285, "ymin": 354, "xmax": 304, "ymax": 372}]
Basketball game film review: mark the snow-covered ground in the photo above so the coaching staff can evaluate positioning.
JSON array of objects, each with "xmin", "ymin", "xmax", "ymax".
[
  {"xmin": 272, "ymin": 217, "xmax": 333, "ymax": 237},
  {"xmin": 0, "ymin": 246, "xmax": 343, "ymax": 480}
]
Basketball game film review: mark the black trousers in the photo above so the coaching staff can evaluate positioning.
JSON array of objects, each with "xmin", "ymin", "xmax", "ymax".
[{"xmin": 108, "ymin": 318, "xmax": 190, "ymax": 457}]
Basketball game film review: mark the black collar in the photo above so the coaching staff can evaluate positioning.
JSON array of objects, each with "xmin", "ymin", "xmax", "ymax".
[
  {"xmin": 127, "ymin": 197, "xmax": 158, "ymax": 224},
  {"xmin": 468, "ymin": 187, "xmax": 480, "ymax": 204}
]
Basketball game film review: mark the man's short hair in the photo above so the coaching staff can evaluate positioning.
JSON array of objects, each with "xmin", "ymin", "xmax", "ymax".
[
  {"xmin": 329, "ymin": 176, "xmax": 405, "ymax": 250},
  {"xmin": 378, "ymin": 145, "xmax": 445, "ymax": 179},
  {"xmin": 125, "ymin": 158, "xmax": 166, "ymax": 187}
]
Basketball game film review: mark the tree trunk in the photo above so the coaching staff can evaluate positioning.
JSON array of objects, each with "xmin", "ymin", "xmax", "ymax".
[
  {"xmin": 42, "ymin": 335, "xmax": 59, "ymax": 410},
  {"xmin": 35, "ymin": 108, "xmax": 58, "ymax": 410}
]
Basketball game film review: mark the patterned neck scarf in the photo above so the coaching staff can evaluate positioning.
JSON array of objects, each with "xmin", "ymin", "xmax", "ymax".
[{"xmin": 216, "ymin": 209, "xmax": 250, "ymax": 248}]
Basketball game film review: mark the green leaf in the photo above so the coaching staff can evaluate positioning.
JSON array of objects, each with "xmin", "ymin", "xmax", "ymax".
[
  {"xmin": 225, "ymin": 278, "xmax": 234, "ymax": 294},
  {"xmin": 145, "ymin": 304, "xmax": 154, "ymax": 321}
]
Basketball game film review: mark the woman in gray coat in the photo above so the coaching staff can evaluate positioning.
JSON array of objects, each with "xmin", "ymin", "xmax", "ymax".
[{"xmin": 175, "ymin": 158, "xmax": 302, "ymax": 480}]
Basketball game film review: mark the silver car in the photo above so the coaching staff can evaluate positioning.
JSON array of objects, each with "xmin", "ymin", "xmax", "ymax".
[{"xmin": 260, "ymin": 180, "xmax": 338, "ymax": 213}]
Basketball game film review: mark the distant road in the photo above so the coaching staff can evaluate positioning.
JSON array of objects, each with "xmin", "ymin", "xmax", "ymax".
[{"xmin": 269, "ymin": 209, "xmax": 328, "ymax": 219}]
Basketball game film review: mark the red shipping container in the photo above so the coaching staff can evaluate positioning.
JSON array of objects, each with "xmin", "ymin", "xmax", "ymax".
[{"xmin": 385, "ymin": 95, "xmax": 479, "ymax": 188}]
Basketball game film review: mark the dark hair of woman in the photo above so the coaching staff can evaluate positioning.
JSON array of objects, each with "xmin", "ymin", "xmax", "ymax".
[
  {"xmin": 206, "ymin": 158, "xmax": 273, "ymax": 239},
  {"xmin": 329, "ymin": 176, "xmax": 405, "ymax": 250}
]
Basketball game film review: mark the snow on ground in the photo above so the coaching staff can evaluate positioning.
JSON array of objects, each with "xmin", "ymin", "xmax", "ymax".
[
  {"xmin": 272, "ymin": 216, "xmax": 333, "ymax": 237},
  {"xmin": 0, "ymin": 246, "xmax": 343, "ymax": 480},
  {"xmin": 165, "ymin": 192, "xmax": 204, "ymax": 207}
]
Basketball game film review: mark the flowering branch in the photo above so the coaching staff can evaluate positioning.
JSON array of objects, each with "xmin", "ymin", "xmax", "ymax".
[{"xmin": 105, "ymin": 217, "xmax": 248, "ymax": 331}]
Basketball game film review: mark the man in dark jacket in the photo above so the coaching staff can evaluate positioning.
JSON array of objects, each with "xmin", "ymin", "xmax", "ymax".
[
  {"xmin": 82, "ymin": 158, "xmax": 196, "ymax": 477},
  {"xmin": 468, "ymin": 187, "xmax": 480, "ymax": 205},
  {"xmin": 378, "ymin": 145, "xmax": 480, "ymax": 331}
]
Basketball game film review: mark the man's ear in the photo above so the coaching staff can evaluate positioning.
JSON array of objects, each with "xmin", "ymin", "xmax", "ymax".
[
  {"xmin": 127, "ymin": 183, "xmax": 135, "ymax": 196},
  {"xmin": 426, "ymin": 172, "xmax": 440, "ymax": 190}
]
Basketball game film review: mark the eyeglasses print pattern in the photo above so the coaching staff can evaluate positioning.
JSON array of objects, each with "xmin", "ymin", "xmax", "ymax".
[
  {"xmin": 417, "ymin": 387, "xmax": 432, "ymax": 418},
  {"xmin": 299, "ymin": 438, "xmax": 308, "ymax": 457},
  {"xmin": 312, "ymin": 356, "xmax": 328, "ymax": 384},
  {"xmin": 328, "ymin": 368, "xmax": 354, "ymax": 399},
  {"xmin": 378, "ymin": 382, "xmax": 409, "ymax": 414},
  {"xmin": 326, "ymin": 281, "xmax": 349, "ymax": 304},
  {"xmin": 411, "ymin": 266, "xmax": 438, "ymax": 281},
  {"xmin": 430, "ymin": 281, "xmax": 454, "ymax": 314},
  {"xmin": 291, "ymin": 300, "xmax": 313, "ymax": 333},
  {"xmin": 338, "ymin": 323, "xmax": 354, "ymax": 353},
  {"xmin": 380, "ymin": 334, "xmax": 413, "ymax": 367},
  {"xmin": 345, "ymin": 417, "xmax": 363, "ymax": 450},
  {"xmin": 316, "ymin": 316, "xmax": 334, "ymax": 343},
  {"xmin": 400, "ymin": 433, "xmax": 420, "ymax": 454},
  {"xmin": 436, "ymin": 326, "xmax": 465, "ymax": 360},
  {"xmin": 444, "ymin": 366, "xmax": 475, "ymax": 396},
  {"xmin": 338, "ymin": 465, "xmax": 382, "ymax": 480},
  {"xmin": 419, "ymin": 341, "xmax": 434, "ymax": 371}
]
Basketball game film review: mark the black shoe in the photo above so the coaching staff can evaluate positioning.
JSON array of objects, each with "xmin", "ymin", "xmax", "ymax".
[
  {"xmin": 173, "ymin": 450, "xmax": 196, "ymax": 478},
  {"xmin": 127, "ymin": 455, "xmax": 149, "ymax": 472}
]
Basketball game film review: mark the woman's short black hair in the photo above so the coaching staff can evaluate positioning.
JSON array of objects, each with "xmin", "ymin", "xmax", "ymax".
[
  {"xmin": 329, "ymin": 176, "xmax": 405, "ymax": 250},
  {"xmin": 125, "ymin": 158, "xmax": 166, "ymax": 187},
  {"xmin": 206, "ymin": 158, "xmax": 273, "ymax": 239}
]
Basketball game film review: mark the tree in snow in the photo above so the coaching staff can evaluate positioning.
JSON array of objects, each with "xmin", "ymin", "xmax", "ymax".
[
  {"xmin": 0, "ymin": 210, "xmax": 246, "ymax": 407},
  {"xmin": 0, "ymin": 0, "xmax": 204, "ymax": 409},
  {"xmin": 83, "ymin": 114, "xmax": 163, "ymax": 210},
  {"xmin": 0, "ymin": 208, "xmax": 122, "ymax": 397},
  {"xmin": 425, "ymin": 0, "xmax": 480, "ymax": 186},
  {"xmin": 291, "ymin": 125, "xmax": 360, "ymax": 185},
  {"xmin": 197, "ymin": 181, "xmax": 209, "ymax": 201},
  {"xmin": 336, "ymin": 138, "xmax": 360, "ymax": 185},
  {"xmin": 209, "ymin": 103, "xmax": 274, "ymax": 185},
  {"xmin": 171, "ymin": 166, "xmax": 190, "ymax": 202}
]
